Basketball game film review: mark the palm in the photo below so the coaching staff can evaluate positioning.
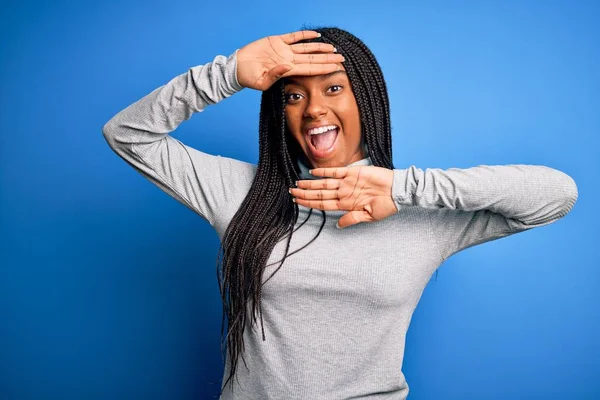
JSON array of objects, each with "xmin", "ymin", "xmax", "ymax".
[
  {"xmin": 337, "ymin": 167, "xmax": 397, "ymax": 222},
  {"xmin": 238, "ymin": 36, "xmax": 294, "ymax": 91},
  {"xmin": 290, "ymin": 166, "xmax": 399, "ymax": 229},
  {"xmin": 359, "ymin": 178, "xmax": 396, "ymax": 221},
  {"xmin": 236, "ymin": 30, "xmax": 344, "ymax": 91}
]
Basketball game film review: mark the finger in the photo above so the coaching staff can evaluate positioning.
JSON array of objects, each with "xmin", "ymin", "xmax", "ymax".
[
  {"xmin": 291, "ymin": 53, "xmax": 345, "ymax": 64},
  {"xmin": 290, "ymin": 42, "xmax": 336, "ymax": 54},
  {"xmin": 308, "ymin": 167, "xmax": 349, "ymax": 179},
  {"xmin": 292, "ymin": 198, "xmax": 341, "ymax": 211},
  {"xmin": 337, "ymin": 210, "xmax": 373, "ymax": 229},
  {"xmin": 290, "ymin": 187, "xmax": 339, "ymax": 200},
  {"xmin": 281, "ymin": 63, "xmax": 342, "ymax": 78},
  {"xmin": 280, "ymin": 30, "xmax": 320, "ymax": 45},
  {"xmin": 296, "ymin": 178, "xmax": 341, "ymax": 190}
]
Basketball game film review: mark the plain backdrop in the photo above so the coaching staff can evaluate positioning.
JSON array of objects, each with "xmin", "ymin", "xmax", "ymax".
[{"xmin": 1, "ymin": 0, "xmax": 598, "ymax": 399}]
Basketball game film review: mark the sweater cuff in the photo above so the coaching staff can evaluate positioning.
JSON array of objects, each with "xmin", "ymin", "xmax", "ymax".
[
  {"xmin": 226, "ymin": 49, "xmax": 244, "ymax": 93},
  {"xmin": 391, "ymin": 169, "xmax": 411, "ymax": 212}
]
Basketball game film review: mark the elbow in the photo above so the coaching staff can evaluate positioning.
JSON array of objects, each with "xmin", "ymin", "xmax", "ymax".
[
  {"xmin": 511, "ymin": 168, "xmax": 578, "ymax": 230},
  {"xmin": 565, "ymin": 175, "xmax": 578, "ymax": 214},
  {"xmin": 558, "ymin": 171, "xmax": 579, "ymax": 218},
  {"xmin": 102, "ymin": 120, "xmax": 113, "ymax": 140},
  {"xmin": 102, "ymin": 120, "xmax": 119, "ymax": 150}
]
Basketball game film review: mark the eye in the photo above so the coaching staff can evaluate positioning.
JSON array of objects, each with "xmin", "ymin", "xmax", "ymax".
[
  {"xmin": 284, "ymin": 85, "xmax": 344, "ymax": 104},
  {"xmin": 284, "ymin": 93, "xmax": 302, "ymax": 103}
]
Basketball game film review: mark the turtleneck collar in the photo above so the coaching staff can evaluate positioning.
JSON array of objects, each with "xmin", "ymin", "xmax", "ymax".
[{"xmin": 296, "ymin": 144, "xmax": 372, "ymax": 180}]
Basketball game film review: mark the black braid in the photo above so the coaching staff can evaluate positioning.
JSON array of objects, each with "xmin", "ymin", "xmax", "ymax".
[{"xmin": 216, "ymin": 26, "xmax": 395, "ymax": 396}]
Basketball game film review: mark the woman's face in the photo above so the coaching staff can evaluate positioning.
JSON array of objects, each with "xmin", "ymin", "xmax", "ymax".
[{"xmin": 283, "ymin": 63, "xmax": 365, "ymax": 169}]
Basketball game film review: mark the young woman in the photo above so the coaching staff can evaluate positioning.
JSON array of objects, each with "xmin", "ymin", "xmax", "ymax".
[{"xmin": 103, "ymin": 27, "xmax": 578, "ymax": 399}]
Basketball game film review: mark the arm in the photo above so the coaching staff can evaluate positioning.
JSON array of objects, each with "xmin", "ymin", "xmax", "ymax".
[
  {"xmin": 390, "ymin": 164, "xmax": 578, "ymax": 261},
  {"xmin": 102, "ymin": 50, "xmax": 256, "ymax": 228}
]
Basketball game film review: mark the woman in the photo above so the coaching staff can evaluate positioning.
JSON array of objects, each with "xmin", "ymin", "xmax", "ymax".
[{"xmin": 103, "ymin": 27, "xmax": 578, "ymax": 399}]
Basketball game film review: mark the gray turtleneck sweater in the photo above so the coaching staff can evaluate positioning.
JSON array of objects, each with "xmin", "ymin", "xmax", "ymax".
[{"xmin": 102, "ymin": 50, "xmax": 578, "ymax": 399}]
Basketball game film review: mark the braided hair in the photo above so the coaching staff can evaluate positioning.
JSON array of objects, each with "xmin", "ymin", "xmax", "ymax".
[{"xmin": 216, "ymin": 26, "xmax": 395, "ymax": 394}]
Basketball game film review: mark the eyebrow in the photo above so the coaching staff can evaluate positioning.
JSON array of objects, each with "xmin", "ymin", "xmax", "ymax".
[{"xmin": 283, "ymin": 70, "xmax": 347, "ymax": 86}]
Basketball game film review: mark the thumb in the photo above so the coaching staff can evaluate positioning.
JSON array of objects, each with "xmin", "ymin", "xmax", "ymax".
[
  {"xmin": 336, "ymin": 210, "xmax": 371, "ymax": 229},
  {"xmin": 267, "ymin": 64, "xmax": 294, "ymax": 82}
]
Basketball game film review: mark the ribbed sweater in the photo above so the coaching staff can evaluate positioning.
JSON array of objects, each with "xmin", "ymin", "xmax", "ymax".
[{"xmin": 102, "ymin": 49, "xmax": 578, "ymax": 399}]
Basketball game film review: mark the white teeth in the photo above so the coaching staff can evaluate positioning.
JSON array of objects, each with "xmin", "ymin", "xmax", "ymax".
[{"xmin": 308, "ymin": 125, "xmax": 338, "ymax": 135}]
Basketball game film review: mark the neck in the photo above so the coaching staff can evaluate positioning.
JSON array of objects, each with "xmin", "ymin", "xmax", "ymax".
[{"xmin": 297, "ymin": 144, "xmax": 372, "ymax": 180}]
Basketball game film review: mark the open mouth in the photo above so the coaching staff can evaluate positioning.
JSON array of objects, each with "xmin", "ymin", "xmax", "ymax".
[{"xmin": 306, "ymin": 127, "xmax": 340, "ymax": 158}]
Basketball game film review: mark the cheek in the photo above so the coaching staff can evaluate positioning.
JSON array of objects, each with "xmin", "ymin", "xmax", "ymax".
[
  {"xmin": 337, "ymin": 98, "xmax": 361, "ymax": 131},
  {"xmin": 336, "ymin": 93, "xmax": 359, "ymax": 115},
  {"xmin": 285, "ymin": 109, "xmax": 304, "ymax": 143},
  {"xmin": 285, "ymin": 108, "xmax": 299, "ymax": 128}
]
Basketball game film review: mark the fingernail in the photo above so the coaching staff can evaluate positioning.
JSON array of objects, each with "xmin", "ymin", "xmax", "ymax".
[
  {"xmin": 336, "ymin": 221, "xmax": 341, "ymax": 229},
  {"xmin": 295, "ymin": 180, "xmax": 298, "ymax": 186},
  {"xmin": 288, "ymin": 188, "xmax": 292, "ymax": 194},
  {"xmin": 308, "ymin": 170, "xmax": 313, "ymax": 175},
  {"xmin": 292, "ymin": 198, "xmax": 296, "ymax": 203},
  {"xmin": 317, "ymin": 33, "xmax": 321, "ymax": 37},
  {"xmin": 333, "ymin": 47, "xmax": 337, "ymax": 53}
]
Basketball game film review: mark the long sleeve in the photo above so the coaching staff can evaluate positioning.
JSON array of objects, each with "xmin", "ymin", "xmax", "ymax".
[
  {"xmin": 390, "ymin": 164, "xmax": 578, "ymax": 261},
  {"xmin": 102, "ymin": 50, "xmax": 257, "ymax": 229}
]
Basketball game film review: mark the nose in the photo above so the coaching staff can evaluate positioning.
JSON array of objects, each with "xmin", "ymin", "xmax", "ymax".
[{"xmin": 302, "ymin": 93, "xmax": 328, "ymax": 120}]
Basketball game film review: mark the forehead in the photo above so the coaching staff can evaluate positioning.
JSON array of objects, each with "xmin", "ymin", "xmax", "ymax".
[{"xmin": 283, "ymin": 69, "xmax": 348, "ymax": 86}]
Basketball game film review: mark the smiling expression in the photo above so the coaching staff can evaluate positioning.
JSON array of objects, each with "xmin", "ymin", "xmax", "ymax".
[{"xmin": 283, "ymin": 63, "xmax": 365, "ymax": 169}]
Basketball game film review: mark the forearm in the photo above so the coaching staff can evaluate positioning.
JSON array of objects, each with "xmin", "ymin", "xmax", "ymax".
[
  {"xmin": 102, "ymin": 49, "xmax": 243, "ymax": 150},
  {"xmin": 391, "ymin": 164, "xmax": 578, "ymax": 228},
  {"xmin": 99, "ymin": 50, "xmax": 251, "ymax": 227}
]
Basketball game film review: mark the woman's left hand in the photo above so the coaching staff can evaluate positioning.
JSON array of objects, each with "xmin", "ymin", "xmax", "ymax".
[{"xmin": 289, "ymin": 166, "xmax": 398, "ymax": 229}]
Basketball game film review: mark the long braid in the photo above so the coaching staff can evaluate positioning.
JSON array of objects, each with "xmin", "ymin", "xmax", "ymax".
[{"xmin": 217, "ymin": 26, "xmax": 395, "ymax": 395}]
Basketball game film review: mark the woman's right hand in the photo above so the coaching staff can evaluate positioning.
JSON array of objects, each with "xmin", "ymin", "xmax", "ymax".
[{"xmin": 236, "ymin": 30, "xmax": 345, "ymax": 91}]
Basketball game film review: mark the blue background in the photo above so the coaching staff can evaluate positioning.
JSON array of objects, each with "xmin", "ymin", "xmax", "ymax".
[{"xmin": 1, "ymin": 0, "xmax": 598, "ymax": 399}]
